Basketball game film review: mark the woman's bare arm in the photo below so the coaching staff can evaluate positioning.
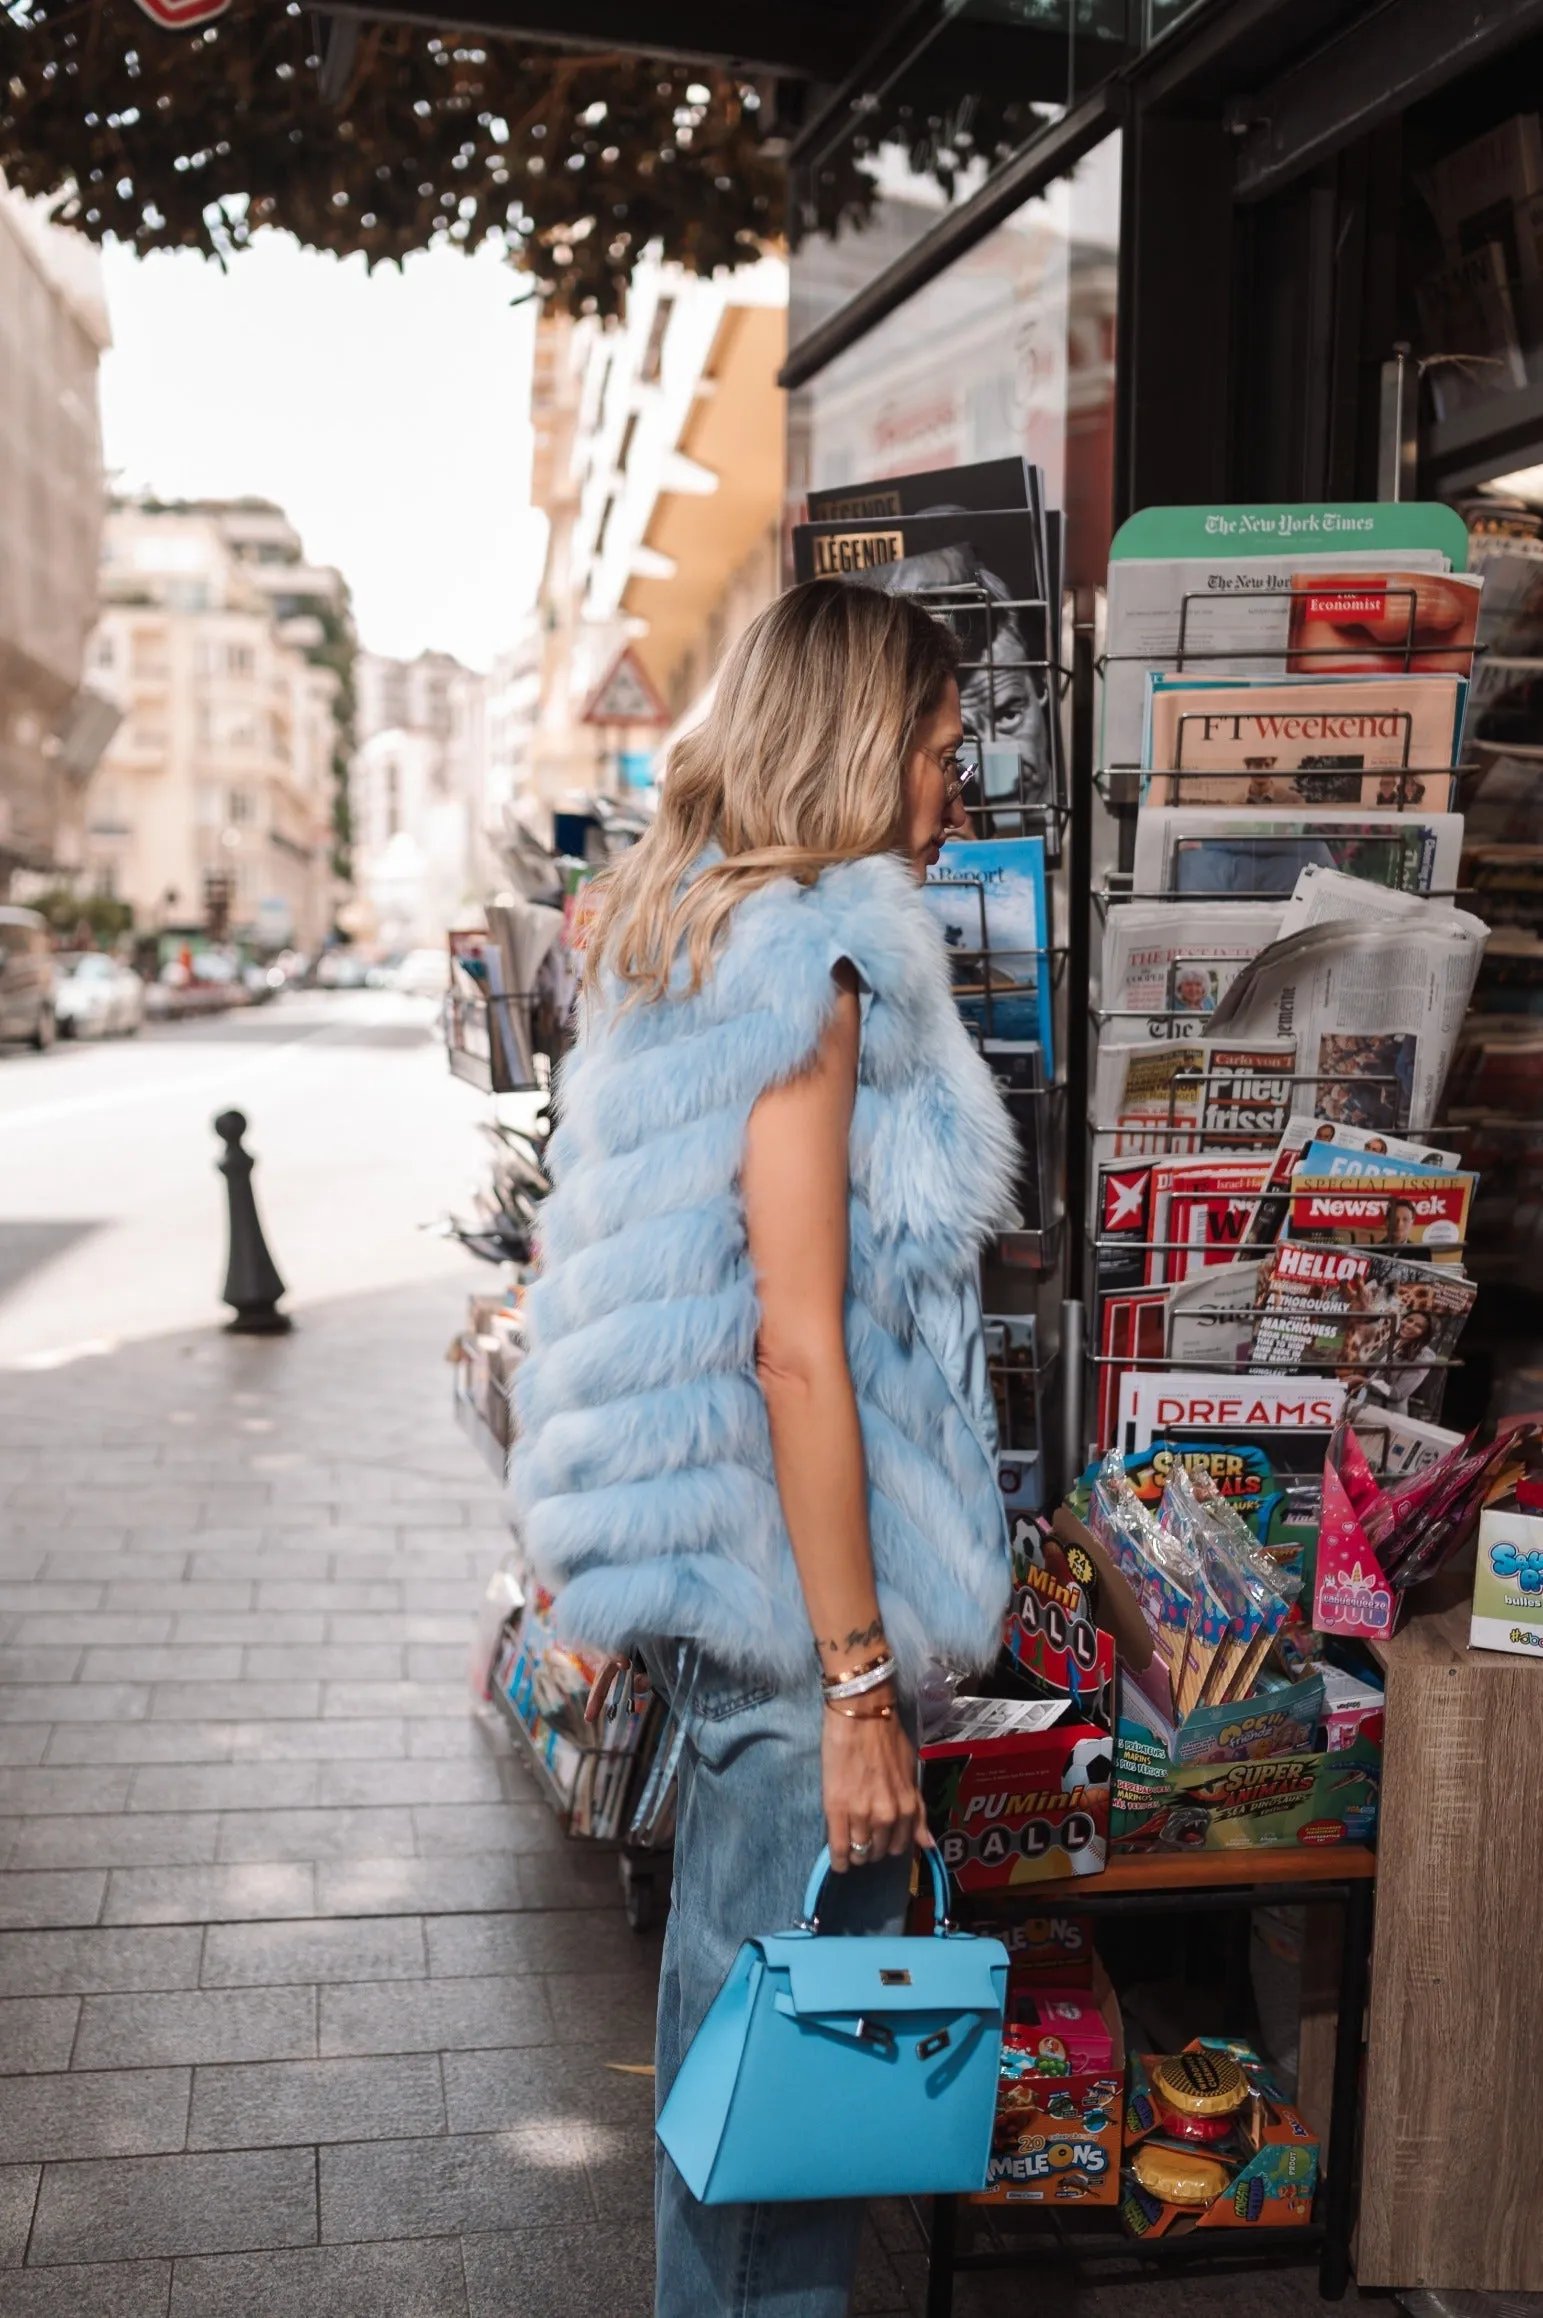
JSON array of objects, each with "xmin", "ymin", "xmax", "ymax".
[{"xmin": 742, "ymin": 965, "xmax": 929, "ymax": 1868}]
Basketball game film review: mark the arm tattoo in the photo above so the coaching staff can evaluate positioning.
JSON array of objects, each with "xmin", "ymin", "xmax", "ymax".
[{"xmin": 816, "ymin": 1618, "xmax": 886, "ymax": 1657}]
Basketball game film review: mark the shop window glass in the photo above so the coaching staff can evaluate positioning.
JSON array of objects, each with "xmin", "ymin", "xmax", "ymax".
[{"xmin": 788, "ymin": 134, "xmax": 1121, "ymax": 591}]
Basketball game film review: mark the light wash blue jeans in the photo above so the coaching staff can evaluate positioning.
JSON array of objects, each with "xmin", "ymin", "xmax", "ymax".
[{"xmin": 651, "ymin": 1651, "xmax": 912, "ymax": 2318}]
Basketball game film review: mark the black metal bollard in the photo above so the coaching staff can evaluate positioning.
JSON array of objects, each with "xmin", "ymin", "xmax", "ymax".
[{"xmin": 214, "ymin": 1109, "xmax": 292, "ymax": 1335}]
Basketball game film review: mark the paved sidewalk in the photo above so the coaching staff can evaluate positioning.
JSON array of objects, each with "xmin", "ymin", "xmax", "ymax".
[{"xmin": 0, "ymin": 1279, "xmax": 1377, "ymax": 2318}]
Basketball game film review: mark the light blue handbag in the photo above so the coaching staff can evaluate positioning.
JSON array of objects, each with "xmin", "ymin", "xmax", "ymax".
[{"xmin": 656, "ymin": 1845, "xmax": 1009, "ymax": 2204}]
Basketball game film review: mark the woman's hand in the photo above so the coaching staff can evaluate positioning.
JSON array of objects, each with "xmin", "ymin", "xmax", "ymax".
[{"xmin": 821, "ymin": 1694, "xmax": 933, "ymax": 1871}]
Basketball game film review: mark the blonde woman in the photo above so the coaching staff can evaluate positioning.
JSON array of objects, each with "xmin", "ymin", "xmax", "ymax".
[{"xmin": 511, "ymin": 579, "xmax": 1018, "ymax": 2316}]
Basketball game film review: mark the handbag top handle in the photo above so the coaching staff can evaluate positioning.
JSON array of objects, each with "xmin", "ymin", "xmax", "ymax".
[{"xmin": 799, "ymin": 1844, "xmax": 953, "ymax": 1934}]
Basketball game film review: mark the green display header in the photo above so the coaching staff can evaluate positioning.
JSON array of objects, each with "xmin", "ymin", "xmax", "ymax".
[{"xmin": 1109, "ymin": 503, "xmax": 1469, "ymax": 571}]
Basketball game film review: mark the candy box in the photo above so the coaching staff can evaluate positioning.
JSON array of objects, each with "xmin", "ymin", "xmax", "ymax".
[
  {"xmin": 975, "ymin": 1959, "xmax": 1125, "ymax": 2206},
  {"xmin": 920, "ymin": 1699, "xmax": 1112, "ymax": 1890},
  {"xmin": 1470, "ymin": 1498, "xmax": 1543, "ymax": 1656},
  {"xmin": 1121, "ymin": 2041, "xmax": 1317, "ymax": 2234}
]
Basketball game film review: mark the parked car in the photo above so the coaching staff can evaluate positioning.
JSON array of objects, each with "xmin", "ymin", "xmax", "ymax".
[
  {"xmin": 0, "ymin": 906, "xmax": 56, "ymax": 1049},
  {"xmin": 315, "ymin": 948, "xmax": 369, "ymax": 989},
  {"xmin": 53, "ymin": 952, "xmax": 144, "ymax": 1039},
  {"xmin": 388, "ymin": 947, "xmax": 451, "ymax": 997}
]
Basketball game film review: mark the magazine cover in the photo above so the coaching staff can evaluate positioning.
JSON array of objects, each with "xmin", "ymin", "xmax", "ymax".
[
  {"xmin": 792, "ymin": 509, "xmax": 1056, "ymax": 806},
  {"xmin": 807, "ymin": 454, "xmax": 1042, "ymax": 530},
  {"xmin": 1115, "ymin": 1367, "xmax": 1348, "ymax": 1468},
  {"xmin": 1284, "ymin": 570, "xmax": 1481, "ymax": 677},
  {"xmin": 1242, "ymin": 1114, "xmax": 1461, "ymax": 1250},
  {"xmin": 1142, "ymin": 672, "xmax": 1465, "ymax": 807},
  {"xmin": 1099, "ymin": 901, "xmax": 1282, "ymax": 1036},
  {"xmin": 980, "ymin": 1038, "xmax": 1049, "ymax": 1235},
  {"xmin": 1166, "ymin": 1258, "xmax": 1263, "ymax": 1372},
  {"xmin": 1131, "ymin": 807, "xmax": 1464, "ymax": 898},
  {"xmin": 924, "ymin": 837, "xmax": 1053, "ymax": 1062},
  {"xmin": 1157, "ymin": 1157, "xmax": 1274, "ymax": 1282},
  {"xmin": 1284, "ymin": 1169, "xmax": 1474, "ymax": 1265},
  {"xmin": 1093, "ymin": 1039, "xmax": 1295, "ymax": 1156},
  {"xmin": 1249, "ymin": 1241, "xmax": 1475, "ymax": 1422}
]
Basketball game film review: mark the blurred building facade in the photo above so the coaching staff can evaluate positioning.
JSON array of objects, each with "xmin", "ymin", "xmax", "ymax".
[
  {"xmin": 524, "ymin": 250, "xmax": 788, "ymax": 828},
  {"xmin": 350, "ymin": 647, "xmax": 489, "ymax": 949},
  {"xmin": 0, "ymin": 188, "xmax": 115, "ymax": 894},
  {"xmin": 83, "ymin": 499, "xmax": 345, "ymax": 950}
]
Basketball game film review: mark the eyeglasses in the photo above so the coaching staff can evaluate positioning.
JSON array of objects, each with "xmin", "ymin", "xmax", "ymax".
[{"xmin": 920, "ymin": 739, "xmax": 982, "ymax": 809}]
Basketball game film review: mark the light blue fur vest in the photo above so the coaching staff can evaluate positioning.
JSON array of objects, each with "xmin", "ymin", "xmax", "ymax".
[{"xmin": 508, "ymin": 850, "xmax": 1020, "ymax": 1687}]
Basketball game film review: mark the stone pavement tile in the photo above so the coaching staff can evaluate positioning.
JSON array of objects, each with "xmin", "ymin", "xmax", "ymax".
[
  {"xmin": 401, "ymin": 1584, "xmax": 480, "ymax": 1616},
  {"xmin": 128, "ymin": 1765, "xmax": 323, "ymax": 1815},
  {"xmin": 513, "ymin": 1849, "xmax": 625, "ymax": 1912},
  {"xmin": 402, "ymin": 1614, "xmax": 471, "ymax": 1645},
  {"xmin": 27, "ymin": 2147, "xmax": 317, "ymax": 2264},
  {"xmin": 0, "ymin": 2067, "xmax": 189, "ymax": 2162},
  {"xmin": 0, "ymin": 2259, "xmax": 172, "ymax": 2315},
  {"xmin": 200, "ymin": 1917, "xmax": 425, "ymax": 1990},
  {"xmin": 0, "ymin": 1740, "xmax": 47, "ymax": 1771},
  {"xmin": 442, "ymin": 2044, "xmax": 654, "ymax": 2139},
  {"xmin": 0, "ymin": 1687, "xmax": 149, "ymax": 1725},
  {"xmin": 9, "ymin": 1817, "xmax": 220, "ymax": 1872},
  {"xmin": 0, "ymin": 1652, "xmax": 83, "ymax": 1685},
  {"xmin": 0, "ymin": 1874, "xmax": 106, "ymax": 1933},
  {"xmin": 6, "ymin": 1531, "xmax": 129, "ymax": 1557},
  {"xmin": 319, "ymin": 2126, "xmax": 591, "ymax": 2241},
  {"xmin": 15, "ymin": 1619, "xmax": 172, "ymax": 1649},
  {"xmin": 42, "ymin": 1556, "xmax": 189, "ymax": 1586},
  {"xmin": 183, "ymin": 1553, "xmax": 319, "ymax": 1586},
  {"xmin": 403, "ymin": 1647, "xmax": 467, "ymax": 1684},
  {"xmin": 320, "ymin": 1683, "xmax": 468, "ymax": 1721},
  {"xmin": 242, "ymin": 1648, "xmax": 403, "ymax": 1683},
  {"xmin": 220, "ymin": 1720, "xmax": 407, "ymax": 1763},
  {"xmin": 187, "ymin": 2054, "xmax": 444, "ymax": 2149},
  {"xmin": 542, "ymin": 1972, "xmax": 657, "ymax": 2055},
  {"xmin": 73, "ymin": 1986, "xmax": 317, "ymax": 2069},
  {"xmin": 173, "ymin": 1615, "xmax": 326, "ymax": 1648},
  {"xmin": 104, "ymin": 1587, "xmax": 253, "ymax": 1617},
  {"xmin": 148, "ymin": 1685, "xmax": 321, "ymax": 1723},
  {"xmin": 461, "ymin": 2222, "xmax": 652, "ymax": 2318},
  {"xmin": 0, "ymin": 1589, "xmax": 102, "ymax": 1617},
  {"xmin": 322, "ymin": 1615, "xmax": 415, "ymax": 1647},
  {"xmin": 0, "ymin": 1560, "xmax": 44, "ymax": 1587},
  {"xmin": 317, "ymin": 1760, "xmax": 503, "ymax": 1810},
  {"xmin": 215, "ymin": 1808, "xmax": 417, "ymax": 1864},
  {"xmin": 80, "ymin": 1651, "xmax": 243, "ymax": 1686},
  {"xmin": 0, "ymin": 2164, "xmax": 38, "ymax": 2263},
  {"xmin": 257, "ymin": 1584, "xmax": 403, "ymax": 1613},
  {"xmin": 411, "ymin": 1804, "xmax": 558, "ymax": 1859},
  {"xmin": 103, "ymin": 1865, "xmax": 316, "ymax": 1926},
  {"xmin": 168, "ymin": 2237, "xmax": 466, "ymax": 2318},
  {"xmin": 581, "ymin": 2122, "xmax": 652, "ymax": 2222},
  {"xmin": 425, "ymin": 1910, "xmax": 656, "ymax": 1982},
  {"xmin": 0, "ymin": 1770, "xmax": 135, "ymax": 1818},
  {"xmin": 405, "ymin": 1720, "xmax": 495, "ymax": 1759},
  {"xmin": 0, "ymin": 1928, "xmax": 203, "ymax": 1996},
  {"xmin": 318, "ymin": 1974, "xmax": 552, "ymax": 2058},
  {"xmin": 0, "ymin": 1999, "xmax": 78, "ymax": 2074},
  {"xmin": 313, "ymin": 1857, "xmax": 522, "ymax": 1920}
]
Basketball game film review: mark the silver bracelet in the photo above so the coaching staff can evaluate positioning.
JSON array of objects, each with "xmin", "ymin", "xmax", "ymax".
[{"xmin": 821, "ymin": 1655, "xmax": 898, "ymax": 1701}]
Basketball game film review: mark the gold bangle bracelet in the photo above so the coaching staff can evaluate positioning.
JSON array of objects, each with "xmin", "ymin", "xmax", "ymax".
[{"xmin": 823, "ymin": 1699, "xmax": 897, "ymax": 1720}]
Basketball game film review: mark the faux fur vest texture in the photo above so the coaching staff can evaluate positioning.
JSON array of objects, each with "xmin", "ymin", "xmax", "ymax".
[{"xmin": 508, "ymin": 850, "xmax": 1021, "ymax": 1685}]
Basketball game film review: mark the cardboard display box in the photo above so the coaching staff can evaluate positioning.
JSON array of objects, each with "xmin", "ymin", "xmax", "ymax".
[
  {"xmin": 977, "ymin": 1957, "xmax": 1125, "ymax": 2206},
  {"xmin": 1122, "ymin": 2041, "xmax": 1318, "ymax": 2233}
]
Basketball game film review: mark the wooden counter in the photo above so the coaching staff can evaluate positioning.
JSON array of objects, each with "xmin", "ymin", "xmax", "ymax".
[{"xmin": 1356, "ymin": 1598, "xmax": 1543, "ymax": 2290}]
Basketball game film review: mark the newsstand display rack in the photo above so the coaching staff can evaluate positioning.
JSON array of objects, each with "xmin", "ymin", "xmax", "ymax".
[{"xmin": 923, "ymin": 1846, "xmax": 1376, "ymax": 2316}]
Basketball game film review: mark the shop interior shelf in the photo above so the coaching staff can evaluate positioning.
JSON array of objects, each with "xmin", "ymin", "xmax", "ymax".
[{"xmin": 989, "ymin": 1845, "xmax": 1377, "ymax": 1907}]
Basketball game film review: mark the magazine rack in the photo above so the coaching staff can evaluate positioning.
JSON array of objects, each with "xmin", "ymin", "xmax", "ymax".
[{"xmin": 444, "ymin": 986, "xmax": 541, "ymax": 1096}]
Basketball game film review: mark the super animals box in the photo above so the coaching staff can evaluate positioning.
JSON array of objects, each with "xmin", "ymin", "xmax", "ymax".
[{"xmin": 920, "ymin": 1698, "xmax": 1112, "ymax": 1890}]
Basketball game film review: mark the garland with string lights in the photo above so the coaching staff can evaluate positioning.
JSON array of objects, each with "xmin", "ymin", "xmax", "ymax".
[{"xmin": 0, "ymin": 0, "xmax": 1046, "ymax": 310}]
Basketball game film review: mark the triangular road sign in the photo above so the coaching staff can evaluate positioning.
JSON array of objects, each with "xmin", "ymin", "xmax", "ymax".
[{"xmin": 582, "ymin": 646, "xmax": 669, "ymax": 727}]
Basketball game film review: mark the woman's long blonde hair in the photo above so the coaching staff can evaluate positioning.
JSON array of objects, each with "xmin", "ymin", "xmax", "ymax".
[{"xmin": 582, "ymin": 579, "xmax": 960, "ymax": 1002}]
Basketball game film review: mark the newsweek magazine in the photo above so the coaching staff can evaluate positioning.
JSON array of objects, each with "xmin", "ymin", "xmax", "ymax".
[
  {"xmin": 1249, "ymin": 1240, "xmax": 1475, "ymax": 1423},
  {"xmin": 1131, "ymin": 806, "xmax": 1464, "ymax": 898},
  {"xmin": 922, "ymin": 837, "xmax": 1053, "ymax": 1062},
  {"xmin": 1209, "ymin": 909, "xmax": 1490, "ymax": 1132},
  {"xmin": 1099, "ymin": 901, "xmax": 1283, "ymax": 1037},
  {"xmin": 791, "ymin": 509, "xmax": 1057, "ymax": 807},
  {"xmin": 1283, "ymin": 1169, "xmax": 1474, "ymax": 1266},
  {"xmin": 1241, "ymin": 1113, "xmax": 1461, "ymax": 1251},
  {"xmin": 1103, "ymin": 545, "xmax": 1462, "ymax": 774},
  {"xmin": 1141, "ymin": 672, "xmax": 1465, "ymax": 810},
  {"xmin": 1093, "ymin": 1039, "xmax": 1295, "ymax": 1157}
]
